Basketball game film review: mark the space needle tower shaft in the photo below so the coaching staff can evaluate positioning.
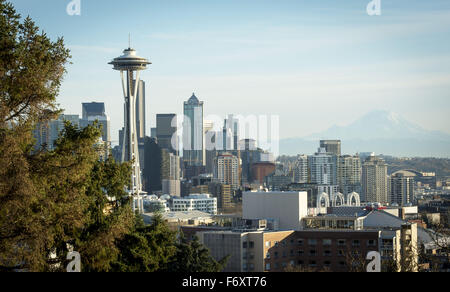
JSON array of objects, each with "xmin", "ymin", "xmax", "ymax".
[{"xmin": 109, "ymin": 46, "xmax": 151, "ymax": 213}]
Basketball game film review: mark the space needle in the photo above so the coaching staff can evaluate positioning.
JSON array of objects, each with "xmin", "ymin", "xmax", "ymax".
[{"xmin": 109, "ymin": 44, "xmax": 151, "ymax": 214}]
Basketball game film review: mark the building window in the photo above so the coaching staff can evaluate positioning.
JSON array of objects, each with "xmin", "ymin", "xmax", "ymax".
[
  {"xmin": 297, "ymin": 239, "xmax": 304, "ymax": 246},
  {"xmin": 338, "ymin": 250, "xmax": 345, "ymax": 257},
  {"xmin": 243, "ymin": 242, "xmax": 248, "ymax": 249},
  {"xmin": 309, "ymin": 261, "xmax": 317, "ymax": 267},
  {"xmin": 274, "ymin": 252, "xmax": 279, "ymax": 259},
  {"xmin": 338, "ymin": 239, "xmax": 346, "ymax": 246},
  {"xmin": 323, "ymin": 250, "xmax": 332, "ymax": 257},
  {"xmin": 266, "ymin": 241, "xmax": 271, "ymax": 248},
  {"xmin": 352, "ymin": 240, "xmax": 360, "ymax": 247},
  {"xmin": 324, "ymin": 261, "xmax": 331, "ymax": 268},
  {"xmin": 367, "ymin": 239, "xmax": 377, "ymax": 247},
  {"xmin": 323, "ymin": 239, "xmax": 332, "ymax": 246},
  {"xmin": 265, "ymin": 263, "xmax": 271, "ymax": 271},
  {"xmin": 266, "ymin": 252, "xmax": 271, "ymax": 259},
  {"xmin": 298, "ymin": 250, "xmax": 304, "ymax": 256},
  {"xmin": 249, "ymin": 241, "xmax": 255, "ymax": 249},
  {"xmin": 308, "ymin": 239, "xmax": 317, "ymax": 246},
  {"xmin": 309, "ymin": 250, "xmax": 317, "ymax": 256},
  {"xmin": 298, "ymin": 260, "xmax": 304, "ymax": 266}
]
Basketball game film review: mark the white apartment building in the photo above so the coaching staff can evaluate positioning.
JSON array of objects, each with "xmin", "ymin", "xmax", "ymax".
[
  {"xmin": 171, "ymin": 194, "xmax": 218, "ymax": 215},
  {"xmin": 308, "ymin": 148, "xmax": 337, "ymax": 185}
]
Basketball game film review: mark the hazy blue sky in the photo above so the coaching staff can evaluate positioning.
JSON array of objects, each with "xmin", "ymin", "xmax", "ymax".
[{"xmin": 9, "ymin": 0, "xmax": 450, "ymax": 144}]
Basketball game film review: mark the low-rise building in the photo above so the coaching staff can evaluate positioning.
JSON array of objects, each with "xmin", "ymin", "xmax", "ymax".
[
  {"xmin": 243, "ymin": 191, "xmax": 308, "ymax": 231},
  {"xmin": 171, "ymin": 194, "xmax": 218, "ymax": 215}
]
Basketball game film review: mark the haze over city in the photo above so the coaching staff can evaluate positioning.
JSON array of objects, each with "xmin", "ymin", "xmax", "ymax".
[{"xmin": 9, "ymin": 0, "xmax": 450, "ymax": 153}]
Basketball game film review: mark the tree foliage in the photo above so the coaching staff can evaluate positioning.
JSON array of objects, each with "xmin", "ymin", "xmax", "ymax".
[
  {"xmin": 165, "ymin": 234, "xmax": 229, "ymax": 273},
  {"xmin": 112, "ymin": 214, "xmax": 177, "ymax": 272},
  {"xmin": 0, "ymin": 0, "xmax": 227, "ymax": 273}
]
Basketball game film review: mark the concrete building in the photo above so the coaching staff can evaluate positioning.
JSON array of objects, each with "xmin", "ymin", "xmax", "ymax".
[
  {"xmin": 338, "ymin": 155, "xmax": 362, "ymax": 195},
  {"xmin": 264, "ymin": 166, "xmax": 293, "ymax": 191},
  {"xmin": 320, "ymin": 140, "xmax": 341, "ymax": 156},
  {"xmin": 214, "ymin": 152, "xmax": 240, "ymax": 190},
  {"xmin": 209, "ymin": 183, "xmax": 235, "ymax": 211},
  {"xmin": 362, "ymin": 155, "xmax": 388, "ymax": 204},
  {"xmin": 171, "ymin": 194, "xmax": 217, "ymax": 215},
  {"xmin": 243, "ymin": 191, "xmax": 308, "ymax": 231},
  {"xmin": 308, "ymin": 148, "xmax": 338, "ymax": 186},
  {"xmin": 142, "ymin": 210, "xmax": 215, "ymax": 228},
  {"xmin": 390, "ymin": 171, "xmax": 415, "ymax": 206},
  {"xmin": 196, "ymin": 229, "xmax": 382, "ymax": 272},
  {"xmin": 81, "ymin": 102, "xmax": 110, "ymax": 143},
  {"xmin": 294, "ymin": 155, "xmax": 308, "ymax": 184},
  {"xmin": 162, "ymin": 179, "xmax": 181, "ymax": 197}
]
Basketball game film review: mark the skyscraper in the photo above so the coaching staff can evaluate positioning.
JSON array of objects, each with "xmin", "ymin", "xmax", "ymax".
[
  {"xmin": 142, "ymin": 137, "xmax": 162, "ymax": 193},
  {"xmin": 337, "ymin": 155, "xmax": 362, "ymax": 195},
  {"xmin": 223, "ymin": 114, "xmax": 239, "ymax": 151},
  {"xmin": 362, "ymin": 155, "xmax": 388, "ymax": 204},
  {"xmin": 33, "ymin": 114, "xmax": 80, "ymax": 152},
  {"xmin": 308, "ymin": 148, "xmax": 338, "ymax": 185},
  {"xmin": 293, "ymin": 155, "xmax": 308, "ymax": 183},
  {"xmin": 134, "ymin": 79, "xmax": 146, "ymax": 141},
  {"xmin": 214, "ymin": 152, "xmax": 240, "ymax": 190},
  {"xmin": 157, "ymin": 114, "xmax": 178, "ymax": 154},
  {"xmin": 390, "ymin": 171, "xmax": 415, "ymax": 206},
  {"xmin": 320, "ymin": 140, "xmax": 341, "ymax": 156},
  {"xmin": 183, "ymin": 93, "xmax": 204, "ymax": 167},
  {"xmin": 80, "ymin": 102, "xmax": 110, "ymax": 143}
]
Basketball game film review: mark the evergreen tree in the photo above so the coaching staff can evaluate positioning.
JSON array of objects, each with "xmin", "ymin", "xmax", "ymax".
[
  {"xmin": 0, "ymin": 0, "xmax": 71, "ymax": 271},
  {"xmin": 165, "ymin": 234, "xmax": 230, "ymax": 273},
  {"xmin": 112, "ymin": 214, "xmax": 177, "ymax": 272}
]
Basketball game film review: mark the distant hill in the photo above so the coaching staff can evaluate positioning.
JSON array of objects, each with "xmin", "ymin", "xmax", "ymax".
[{"xmin": 280, "ymin": 110, "xmax": 450, "ymax": 158}]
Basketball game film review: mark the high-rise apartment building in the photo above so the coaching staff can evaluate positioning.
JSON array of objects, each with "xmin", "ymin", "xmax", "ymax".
[
  {"xmin": 183, "ymin": 93, "xmax": 204, "ymax": 167},
  {"xmin": 362, "ymin": 155, "xmax": 388, "ymax": 204},
  {"xmin": 338, "ymin": 155, "xmax": 362, "ymax": 195},
  {"xmin": 294, "ymin": 155, "xmax": 308, "ymax": 183},
  {"xmin": 308, "ymin": 148, "xmax": 338, "ymax": 185},
  {"xmin": 214, "ymin": 152, "xmax": 240, "ymax": 190},
  {"xmin": 320, "ymin": 140, "xmax": 341, "ymax": 156},
  {"xmin": 390, "ymin": 171, "xmax": 415, "ymax": 206}
]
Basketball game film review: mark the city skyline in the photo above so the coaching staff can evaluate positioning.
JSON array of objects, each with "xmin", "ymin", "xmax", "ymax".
[
  {"xmin": 8, "ymin": 0, "xmax": 450, "ymax": 148},
  {"xmin": 3, "ymin": 0, "xmax": 450, "ymax": 275}
]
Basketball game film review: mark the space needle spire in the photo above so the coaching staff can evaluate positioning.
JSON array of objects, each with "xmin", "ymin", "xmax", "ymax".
[{"xmin": 109, "ymin": 44, "xmax": 151, "ymax": 214}]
